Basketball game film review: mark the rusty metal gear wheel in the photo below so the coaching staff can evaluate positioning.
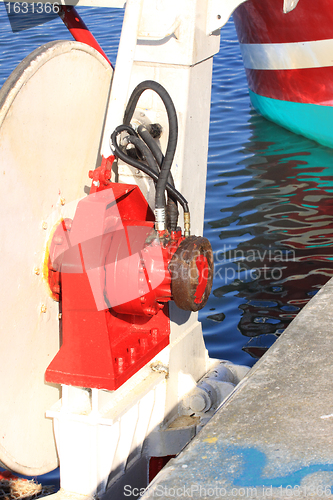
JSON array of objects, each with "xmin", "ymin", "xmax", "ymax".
[{"xmin": 169, "ymin": 236, "xmax": 214, "ymax": 311}]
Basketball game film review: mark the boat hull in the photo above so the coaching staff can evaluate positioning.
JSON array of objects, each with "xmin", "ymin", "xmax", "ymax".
[{"xmin": 233, "ymin": 0, "xmax": 333, "ymax": 148}]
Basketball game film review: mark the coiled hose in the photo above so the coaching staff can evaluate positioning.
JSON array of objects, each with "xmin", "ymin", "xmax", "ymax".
[
  {"xmin": 110, "ymin": 80, "xmax": 189, "ymax": 232},
  {"xmin": 137, "ymin": 124, "xmax": 179, "ymax": 231}
]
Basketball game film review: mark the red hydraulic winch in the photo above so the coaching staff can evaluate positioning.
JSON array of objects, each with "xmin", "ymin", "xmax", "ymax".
[
  {"xmin": 45, "ymin": 81, "xmax": 214, "ymax": 391},
  {"xmin": 45, "ymin": 156, "xmax": 213, "ymax": 391}
]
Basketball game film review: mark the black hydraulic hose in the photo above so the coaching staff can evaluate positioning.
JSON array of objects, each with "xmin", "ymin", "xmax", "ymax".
[
  {"xmin": 110, "ymin": 127, "xmax": 189, "ymax": 212},
  {"xmin": 125, "ymin": 135, "xmax": 160, "ymax": 176},
  {"xmin": 111, "ymin": 124, "xmax": 155, "ymax": 167},
  {"xmin": 123, "ymin": 81, "xmax": 178, "ymax": 212},
  {"xmin": 114, "ymin": 124, "xmax": 138, "ymax": 138},
  {"xmin": 127, "ymin": 135, "xmax": 171, "ymax": 215},
  {"xmin": 137, "ymin": 124, "xmax": 164, "ymax": 171},
  {"xmin": 137, "ymin": 124, "xmax": 179, "ymax": 231},
  {"xmin": 166, "ymin": 198, "xmax": 179, "ymax": 232}
]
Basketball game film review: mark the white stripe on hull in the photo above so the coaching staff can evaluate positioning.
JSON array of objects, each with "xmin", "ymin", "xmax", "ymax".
[{"xmin": 240, "ymin": 39, "xmax": 333, "ymax": 70}]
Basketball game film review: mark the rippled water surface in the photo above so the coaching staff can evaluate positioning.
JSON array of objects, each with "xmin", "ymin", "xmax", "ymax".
[
  {"xmin": 1, "ymin": 8, "xmax": 333, "ymax": 368},
  {"xmin": 202, "ymin": 29, "xmax": 333, "ymax": 367}
]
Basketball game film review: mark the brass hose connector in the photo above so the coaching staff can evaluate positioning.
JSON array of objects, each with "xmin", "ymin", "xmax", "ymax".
[{"xmin": 184, "ymin": 211, "xmax": 191, "ymax": 237}]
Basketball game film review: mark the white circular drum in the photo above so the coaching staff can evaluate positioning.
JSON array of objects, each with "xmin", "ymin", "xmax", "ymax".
[{"xmin": 0, "ymin": 40, "xmax": 112, "ymax": 475}]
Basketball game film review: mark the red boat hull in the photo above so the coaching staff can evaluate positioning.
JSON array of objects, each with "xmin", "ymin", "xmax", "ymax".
[{"xmin": 233, "ymin": 0, "xmax": 333, "ymax": 147}]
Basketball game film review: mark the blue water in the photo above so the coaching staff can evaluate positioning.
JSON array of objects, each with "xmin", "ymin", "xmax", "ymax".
[
  {"xmin": 202, "ymin": 32, "xmax": 333, "ymax": 367},
  {"xmin": 1, "ymin": 7, "xmax": 333, "ymax": 372}
]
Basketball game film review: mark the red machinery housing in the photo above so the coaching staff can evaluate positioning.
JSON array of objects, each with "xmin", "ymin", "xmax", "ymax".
[{"xmin": 45, "ymin": 158, "xmax": 213, "ymax": 390}]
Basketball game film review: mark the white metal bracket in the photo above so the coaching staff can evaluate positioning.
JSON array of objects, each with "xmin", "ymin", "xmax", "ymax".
[
  {"xmin": 206, "ymin": 0, "xmax": 248, "ymax": 35},
  {"xmin": 138, "ymin": 16, "xmax": 181, "ymax": 41}
]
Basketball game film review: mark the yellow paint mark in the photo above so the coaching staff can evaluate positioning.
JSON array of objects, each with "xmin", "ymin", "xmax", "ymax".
[
  {"xmin": 43, "ymin": 218, "xmax": 64, "ymax": 301},
  {"xmin": 202, "ymin": 456, "xmax": 208, "ymax": 459},
  {"xmin": 203, "ymin": 437, "xmax": 218, "ymax": 444}
]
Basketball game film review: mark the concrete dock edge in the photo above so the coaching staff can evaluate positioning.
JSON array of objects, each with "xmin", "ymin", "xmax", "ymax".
[{"xmin": 141, "ymin": 277, "xmax": 333, "ymax": 499}]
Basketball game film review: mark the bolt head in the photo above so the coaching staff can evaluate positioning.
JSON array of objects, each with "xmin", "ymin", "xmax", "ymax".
[
  {"xmin": 64, "ymin": 220, "xmax": 72, "ymax": 231},
  {"xmin": 189, "ymin": 394, "xmax": 207, "ymax": 413},
  {"xmin": 54, "ymin": 236, "xmax": 64, "ymax": 245}
]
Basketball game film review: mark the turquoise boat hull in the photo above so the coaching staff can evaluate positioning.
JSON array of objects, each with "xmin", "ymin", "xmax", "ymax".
[{"xmin": 250, "ymin": 91, "xmax": 333, "ymax": 149}]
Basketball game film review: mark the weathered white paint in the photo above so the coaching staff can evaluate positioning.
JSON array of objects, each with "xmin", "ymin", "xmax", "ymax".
[{"xmin": 240, "ymin": 39, "xmax": 333, "ymax": 70}]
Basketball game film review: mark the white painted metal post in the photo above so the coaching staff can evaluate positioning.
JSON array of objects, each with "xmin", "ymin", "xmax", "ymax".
[
  {"xmin": 99, "ymin": 0, "xmax": 222, "ymax": 416},
  {"xmin": 100, "ymin": 0, "xmax": 144, "ymax": 153}
]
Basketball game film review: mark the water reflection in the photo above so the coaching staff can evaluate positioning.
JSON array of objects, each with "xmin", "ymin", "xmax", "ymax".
[{"xmin": 202, "ymin": 111, "xmax": 333, "ymax": 365}]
